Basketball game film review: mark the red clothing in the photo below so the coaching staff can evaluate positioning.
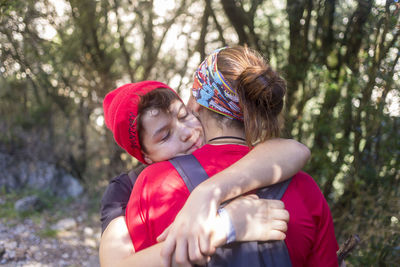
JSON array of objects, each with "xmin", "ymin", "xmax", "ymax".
[{"xmin": 126, "ymin": 144, "xmax": 339, "ymax": 266}]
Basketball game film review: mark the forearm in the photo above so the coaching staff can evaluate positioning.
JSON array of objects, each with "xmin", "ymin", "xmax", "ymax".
[
  {"xmin": 101, "ymin": 218, "xmax": 226, "ymax": 267},
  {"xmin": 198, "ymin": 138, "xmax": 310, "ymax": 203},
  {"xmin": 100, "ymin": 217, "xmax": 171, "ymax": 267},
  {"xmin": 115, "ymin": 243, "xmax": 166, "ymax": 267}
]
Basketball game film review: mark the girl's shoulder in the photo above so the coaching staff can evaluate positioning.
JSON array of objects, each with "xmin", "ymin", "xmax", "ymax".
[{"xmin": 289, "ymin": 171, "xmax": 327, "ymax": 203}]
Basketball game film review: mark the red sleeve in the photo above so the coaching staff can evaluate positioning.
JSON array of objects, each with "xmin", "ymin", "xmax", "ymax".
[
  {"xmin": 306, "ymin": 187, "xmax": 339, "ymax": 266},
  {"xmin": 297, "ymin": 173, "xmax": 339, "ymax": 266},
  {"xmin": 125, "ymin": 161, "xmax": 190, "ymax": 252}
]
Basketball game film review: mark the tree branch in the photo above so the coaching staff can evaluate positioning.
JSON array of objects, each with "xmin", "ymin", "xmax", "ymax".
[
  {"xmin": 112, "ymin": 0, "xmax": 134, "ymax": 81},
  {"xmin": 197, "ymin": 0, "xmax": 211, "ymax": 59},
  {"xmin": 220, "ymin": 0, "xmax": 248, "ymax": 44},
  {"xmin": 208, "ymin": 0, "xmax": 227, "ymax": 46},
  {"xmin": 343, "ymin": 0, "xmax": 372, "ymax": 71}
]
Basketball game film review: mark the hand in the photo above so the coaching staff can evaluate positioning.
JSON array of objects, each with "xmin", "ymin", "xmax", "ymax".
[
  {"xmin": 157, "ymin": 186, "xmax": 219, "ymax": 266},
  {"xmin": 224, "ymin": 194, "xmax": 289, "ymax": 242}
]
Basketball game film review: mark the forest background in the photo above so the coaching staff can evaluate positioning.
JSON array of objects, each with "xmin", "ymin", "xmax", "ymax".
[{"xmin": 0, "ymin": 0, "xmax": 399, "ymax": 265}]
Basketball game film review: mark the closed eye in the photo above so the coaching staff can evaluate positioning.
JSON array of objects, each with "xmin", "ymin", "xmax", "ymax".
[
  {"xmin": 161, "ymin": 131, "xmax": 170, "ymax": 142},
  {"xmin": 179, "ymin": 112, "xmax": 189, "ymax": 120},
  {"xmin": 178, "ymin": 107, "xmax": 189, "ymax": 120}
]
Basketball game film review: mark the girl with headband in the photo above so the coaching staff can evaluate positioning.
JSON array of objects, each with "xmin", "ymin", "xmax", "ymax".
[
  {"xmin": 152, "ymin": 47, "xmax": 338, "ymax": 266},
  {"xmin": 100, "ymin": 52, "xmax": 314, "ymax": 266},
  {"xmin": 122, "ymin": 46, "xmax": 338, "ymax": 266}
]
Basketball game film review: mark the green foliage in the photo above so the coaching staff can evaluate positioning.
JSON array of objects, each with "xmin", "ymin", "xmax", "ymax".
[
  {"xmin": 15, "ymin": 103, "xmax": 52, "ymax": 129},
  {"xmin": 0, "ymin": 188, "xmax": 58, "ymax": 220},
  {"xmin": 0, "ymin": 0, "xmax": 25, "ymax": 16},
  {"xmin": 0, "ymin": 189, "xmax": 19, "ymax": 220},
  {"xmin": 37, "ymin": 227, "xmax": 58, "ymax": 239}
]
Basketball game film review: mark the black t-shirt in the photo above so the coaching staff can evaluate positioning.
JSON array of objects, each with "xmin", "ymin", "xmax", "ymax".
[{"xmin": 100, "ymin": 165, "xmax": 146, "ymax": 234}]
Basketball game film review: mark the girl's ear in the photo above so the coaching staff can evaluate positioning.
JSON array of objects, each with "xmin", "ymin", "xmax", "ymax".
[{"xmin": 143, "ymin": 154, "xmax": 154, "ymax": 165}]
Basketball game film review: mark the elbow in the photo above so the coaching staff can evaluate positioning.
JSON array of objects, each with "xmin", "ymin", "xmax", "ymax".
[
  {"xmin": 298, "ymin": 141, "xmax": 311, "ymax": 164},
  {"xmin": 287, "ymin": 139, "xmax": 310, "ymax": 165}
]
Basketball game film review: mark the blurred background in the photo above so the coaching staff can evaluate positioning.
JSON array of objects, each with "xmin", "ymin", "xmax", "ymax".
[{"xmin": 0, "ymin": 0, "xmax": 399, "ymax": 266}]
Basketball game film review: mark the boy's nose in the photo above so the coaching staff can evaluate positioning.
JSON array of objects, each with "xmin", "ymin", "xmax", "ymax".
[{"xmin": 180, "ymin": 125, "xmax": 192, "ymax": 142}]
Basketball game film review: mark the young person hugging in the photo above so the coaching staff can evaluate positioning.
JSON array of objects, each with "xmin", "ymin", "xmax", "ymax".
[
  {"xmin": 101, "ymin": 77, "xmax": 312, "ymax": 265},
  {"xmin": 123, "ymin": 47, "xmax": 338, "ymax": 266}
]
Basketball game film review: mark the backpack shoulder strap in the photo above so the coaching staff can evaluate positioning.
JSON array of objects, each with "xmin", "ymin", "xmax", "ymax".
[
  {"xmin": 127, "ymin": 170, "xmax": 138, "ymax": 185},
  {"xmin": 127, "ymin": 164, "xmax": 147, "ymax": 185},
  {"xmin": 169, "ymin": 154, "xmax": 293, "ymax": 267},
  {"xmin": 257, "ymin": 178, "xmax": 292, "ymax": 200},
  {"xmin": 169, "ymin": 154, "xmax": 209, "ymax": 192}
]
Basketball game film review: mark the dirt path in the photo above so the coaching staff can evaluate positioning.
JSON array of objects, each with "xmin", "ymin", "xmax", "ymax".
[{"xmin": 0, "ymin": 198, "xmax": 101, "ymax": 266}]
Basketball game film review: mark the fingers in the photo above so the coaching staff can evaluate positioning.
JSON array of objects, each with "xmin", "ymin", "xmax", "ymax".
[
  {"xmin": 199, "ymin": 231, "xmax": 212, "ymax": 255},
  {"xmin": 276, "ymin": 209, "xmax": 290, "ymax": 222},
  {"xmin": 174, "ymin": 238, "xmax": 190, "ymax": 267},
  {"xmin": 244, "ymin": 194, "xmax": 259, "ymax": 200},
  {"xmin": 257, "ymin": 199, "xmax": 289, "ymax": 222},
  {"xmin": 168, "ymin": 234, "xmax": 211, "ymax": 266},
  {"xmin": 271, "ymin": 218, "xmax": 288, "ymax": 233},
  {"xmin": 188, "ymin": 236, "xmax": 208, "ymax": 265},
  {"xmin": 265, "ymin": 199, "xmax": 285, "ymax": 209},
  {"xmin": 161, "ymin": 235, "xmax": 176, "ymax": 267},
  {"xmin": 157, "ymin": 225, "xmax": 171, "ymax": 242},
  {"xmin": 268, "ymin": 204, "xmax": 289, "ymax": 222},
  {"xmin": 266, "ymin": 229, "xmax": 287, "ymax": 241},
  {"xmin": 263, "ymin": 211, "xmax": 289, "ymax": 241},
  {"xmin": 188, "ymin": 235, "xmax": 201, "ymax": 262}
]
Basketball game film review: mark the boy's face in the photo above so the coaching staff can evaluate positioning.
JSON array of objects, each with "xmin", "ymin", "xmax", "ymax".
[{"xmin": 140, "ymin": 100, "xmax": 204, "ymax": 164}]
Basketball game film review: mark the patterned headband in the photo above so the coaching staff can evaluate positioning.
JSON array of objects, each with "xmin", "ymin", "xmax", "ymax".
[{"xmin": 192, "ymin": 47, "xmax": 243, "ymax": 121}]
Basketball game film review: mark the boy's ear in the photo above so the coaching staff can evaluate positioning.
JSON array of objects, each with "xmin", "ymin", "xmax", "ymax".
[{"xmin": 142, "ymin": 153, "xmax": 154, "ymax": 165}]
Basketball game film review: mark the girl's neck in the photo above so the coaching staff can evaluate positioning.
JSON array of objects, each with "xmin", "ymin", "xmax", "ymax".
[
  {"xmin": 199, "ymin": 109, "xmax": 246, "ymax": 146},
  {"xmin": 207, "ymin": 135, "xmax": 247, "ymax": 146}
]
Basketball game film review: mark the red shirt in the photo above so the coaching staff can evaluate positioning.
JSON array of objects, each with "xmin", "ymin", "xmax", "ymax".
[{"xmin": 126, "ymin": 144, "xmax": 339, "ymax": 266}]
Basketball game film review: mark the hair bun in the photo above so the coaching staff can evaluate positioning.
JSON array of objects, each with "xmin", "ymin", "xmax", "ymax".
[
  {"xmin": 216, "ymin": 46, "xmax": 286, "ymax": 145},
  {"xmin": 237, "ymin": 66, "xmax": 286, "ymax": 116}
]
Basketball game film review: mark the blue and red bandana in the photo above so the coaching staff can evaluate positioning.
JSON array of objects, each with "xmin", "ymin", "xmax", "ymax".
[{"xmin": 192, "ymin": 47, "xmax": 243, "ymax": 121}]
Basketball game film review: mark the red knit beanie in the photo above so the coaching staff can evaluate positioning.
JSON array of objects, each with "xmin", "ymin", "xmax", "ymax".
[{"xmin": 103, "ymin": 81, "xmax": 177, "ymax": 163}]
